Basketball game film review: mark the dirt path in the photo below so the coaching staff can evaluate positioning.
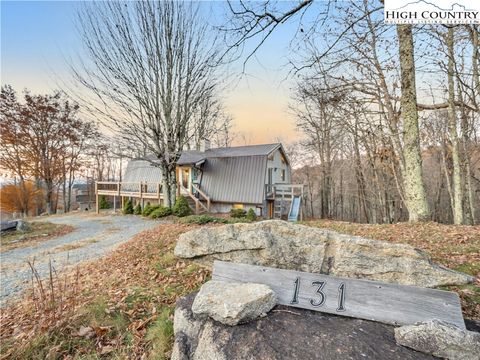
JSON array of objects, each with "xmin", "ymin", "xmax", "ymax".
[{"xmin": 0, "ymin": 212, "xmax": 160, "ymax": 306}]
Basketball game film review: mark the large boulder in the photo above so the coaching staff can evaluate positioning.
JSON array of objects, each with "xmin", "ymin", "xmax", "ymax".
[
  {"xmin": 192, "ymin": 280, "xmax": 276, "ymax": 326},
  {"xmin": 394, "ymin": 320, "xmax": 480, "ymax": 360},
  {"xmin": 174, "ymin": 220, "xmax": 473, "ymax": 288},
  {"xmin": 171, "ymin": 293, "xmax": 439, "ymax": 360}
]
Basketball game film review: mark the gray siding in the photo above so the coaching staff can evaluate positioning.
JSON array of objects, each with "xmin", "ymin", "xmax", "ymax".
[{"xmin": 200, "ymin": 156, "xmax": 267, "ymax": 205}]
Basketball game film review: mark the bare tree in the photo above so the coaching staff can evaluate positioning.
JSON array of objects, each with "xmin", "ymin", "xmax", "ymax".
[{"xmin": 72, "ymin": 1, "xmax": 223, "ymax": 206}]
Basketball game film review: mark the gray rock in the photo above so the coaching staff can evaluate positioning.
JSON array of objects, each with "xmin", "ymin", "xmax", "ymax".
[
  {"xmin": 191, "ymin": 280, "xmax": 276, "ymax": 326},
  {"xmin": 172, "ymin": 293, "xmax": 440, "ymax": 360},
  {"xmin": 395, "ymin": 320, "xmax": 480, "ymax": 360},
  {"xmin": 15, "ymin": 220, "xmax": 30, "ymax": 232},
  {"xmin": 174, "ymin": 220, "xmax": 473, "ymax": 288}
]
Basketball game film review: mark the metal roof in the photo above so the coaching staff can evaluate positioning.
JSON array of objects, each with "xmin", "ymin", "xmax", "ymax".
[
  {"xmin": 177, "ymin": 143, "xmax": 281, "ymax": 165},
  {"xmin": 178, "ymin": 151, "xmax": 206, "ymax": 165},
  {"xmin": 123, "ymin": 159, "xmax": 162, "ymax": 192},
  {"xmin": 199, "ymin": 155, "xmax": 267, "ymax": 204}
]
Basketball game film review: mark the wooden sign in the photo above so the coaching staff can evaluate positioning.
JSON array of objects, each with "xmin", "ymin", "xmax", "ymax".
[{"xmin": 212, "ymin": 261, "xmax": 466, "ymax": 329}]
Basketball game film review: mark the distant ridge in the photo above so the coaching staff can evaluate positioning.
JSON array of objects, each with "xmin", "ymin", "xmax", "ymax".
[{"xmin": 391, "ymin": 0, "xmax": 475, "ymax": 12}]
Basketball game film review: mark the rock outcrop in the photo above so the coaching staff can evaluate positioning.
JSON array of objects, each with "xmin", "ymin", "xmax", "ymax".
[
  {"xmin": 172, "ymin": 293, "xmax": 440, "ymax": 360},
  {"xmin": 174, "ymin": 220, "xmax": 473, "ymax": 288},
  {"xmin": 192, "ymin": 280, "xmax": 276, "ymax": 326},
  {"xmin": 394, "ymin": 320, "xmax": 480, "ymax": 360}
]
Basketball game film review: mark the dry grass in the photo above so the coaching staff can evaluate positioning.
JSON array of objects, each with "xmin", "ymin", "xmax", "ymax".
[
  {"xmin": 0, "ymin": 223, "xmax": 209, "ymax": 359},
  {"xmin": 1, "ymin": 222, "xmax": 74, "ymax": 252},
  {"xmin": 44, "ymin": 238, "xmax": 100, "ymax": 254}
]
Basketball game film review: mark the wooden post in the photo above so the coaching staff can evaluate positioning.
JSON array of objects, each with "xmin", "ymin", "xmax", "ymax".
[
  {"xmin": 95, "ymin": 182, "xmax": 99, "ymax": 214},
  {"xmin": 139, "ymin": 182, "xmax": 143, "ymax": 205},
  {"xmin": 113, "ymin": 195, "xmax": 116, "ymax": 213},
  {"xmin": 121, "ymin": 196, "xmax": 125, "ymax": 210}
]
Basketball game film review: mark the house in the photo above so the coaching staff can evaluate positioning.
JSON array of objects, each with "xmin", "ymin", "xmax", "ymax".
[
  {"xmin": 96, "ymin": 143, "xmax": 304, "ymax": 219},
  {"xmin": 72, "ymin": 183, "xmax": 96, "ymax": 211}
]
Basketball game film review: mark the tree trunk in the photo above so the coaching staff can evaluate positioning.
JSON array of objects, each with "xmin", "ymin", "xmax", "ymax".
[
  {"xmin": 46, "ymin": 182, "xmax": 54, "ymax": 215},
  {"xmin": 161, "ymin": 163, "xmax": 177, "ymax": 208},
  {"xmin": 471, "ymin": 25, "xmax": 479, "ymax": 107},
  {"xmin": 446, "ymin": 27, "xmax": 464, "ymax": 225},
  {"xmin": 396, "ymin": 24, "xmax": 429, "ymax": 222}
]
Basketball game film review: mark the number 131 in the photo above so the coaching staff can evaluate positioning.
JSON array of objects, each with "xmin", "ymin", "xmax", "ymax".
[{"xmin": 290, "ymin": 277, "xmax": 346, "ymax": 312}]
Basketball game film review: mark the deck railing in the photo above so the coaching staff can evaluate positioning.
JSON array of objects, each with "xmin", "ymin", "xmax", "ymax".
[
  {"xmin": 265, "ymin": 184, "xmax": 305, "ymax": 199},
  {"xmin": 96, "ymin": 181, "xmax": 163, "ymax": 198},
  {"xmin": 96, "ymin": 181, "xmax": 210, "ymax": 214}
]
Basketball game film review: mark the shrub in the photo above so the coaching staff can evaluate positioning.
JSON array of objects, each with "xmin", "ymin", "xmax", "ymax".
[
  {"xmin": 123, "ymin": 199, "xmax": 134, "ymax": 215},
  {"xmin": 99, "ymin": 195, "xmax": 109, "ymax": 209},
  {"xmin": 227, "ymin": 217, "xmax": 252, "ymax": 224},
  {"xmin": 173, "ymin": 195, "xmax": 192, "ymax": 217},
  {"xmin": 134, "ymin": 203, "xmax": 142, "ymax": 215},
  {"xmin": 230, "ymin": 208, "xmax": 246, "ymax": 218},
  {"xmin": 142, "ymin": 203, "xmax": 157, "ymax": 216},
  {"xmin": 150, "ymin": 206, "xmax": 172, "ymax": 219},
  {"xmin": 179, "ymin": 215, "xmax": 228, "ymax": 225},
  {"xmin": 246, "ymin": 208, "xmax": 257, "ymax": 221}
]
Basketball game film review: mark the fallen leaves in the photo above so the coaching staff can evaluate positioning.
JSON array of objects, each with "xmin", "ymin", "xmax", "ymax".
[
  {"xmin": 1, "ymin": 220, "xmax": 478, "ymax": 359},
  {"xmin": 0, "ymin": 222, "xmax": 210, "ymax": 358},
  {"xmin": 76, "ymin": 326, "xmax": 95, "ymax": 339}
]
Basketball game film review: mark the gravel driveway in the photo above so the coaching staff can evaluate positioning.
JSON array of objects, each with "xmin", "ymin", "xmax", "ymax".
[{"xmin": 1, "ymin": 212, "xmax": 160, "ymax": 307}]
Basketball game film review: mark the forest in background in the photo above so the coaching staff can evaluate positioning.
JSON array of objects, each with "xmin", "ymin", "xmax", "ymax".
[{"xmin": 252, "ymin": 1, "xmax": 480, "ymax": 225}]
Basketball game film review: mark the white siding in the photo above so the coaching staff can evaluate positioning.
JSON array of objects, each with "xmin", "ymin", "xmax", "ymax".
[{"xmin": 266, "ymin": 149, "xmax": 291, "ymax": 185}]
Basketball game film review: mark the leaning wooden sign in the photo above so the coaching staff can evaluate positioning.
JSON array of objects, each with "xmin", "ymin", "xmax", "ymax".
[{"xmin": 212, "ymin": 261, "xmax": 465, "ymax": 329}]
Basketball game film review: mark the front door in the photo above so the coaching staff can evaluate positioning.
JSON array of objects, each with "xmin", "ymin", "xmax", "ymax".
[
  {"xmin": 182, "ymin": 168, "xmax": 190, "ymax": 190},
  {"xmin": 268, "ymin": 201, "xmax": 274, "ymax": 219}
]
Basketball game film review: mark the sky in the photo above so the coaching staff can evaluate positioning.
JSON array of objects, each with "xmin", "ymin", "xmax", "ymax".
[{"xmin": 1, "ymin": 0, "xmax": 306, "ymax": 145}]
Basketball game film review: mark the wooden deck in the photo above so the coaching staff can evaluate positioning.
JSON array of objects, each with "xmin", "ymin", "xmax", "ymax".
[
  {"xmin": 96, "ymin": 181, "xmax": 303, "ymax": 217},
  {"xmin": 95, "ymin": 181, "xmax": 211, "ymax": 214},
  {"xmin": 96, "ymin": 182, "xmax": 163, "ymax": 199}
]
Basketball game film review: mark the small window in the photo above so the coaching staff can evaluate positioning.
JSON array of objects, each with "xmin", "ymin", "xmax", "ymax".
[
  {"xmin": 233, "ymin": 204, "xmax": 244, "ymax": 209},
  {"xmin": 280, "ymin": 153, "xmax": 287, "ymax": 164},
  {"xmin": 281, "ymin": 169, "xmax": 286, "ymax": 181}
]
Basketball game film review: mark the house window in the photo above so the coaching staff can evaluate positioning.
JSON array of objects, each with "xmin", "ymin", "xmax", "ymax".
[
  {"xmin": 233, "ymin": 204, "xmax": 244, "ymax": 209},
  {"xmin": 267, "ymin": 168, "xmax": 273, "ymax": 185},
  {"xmin": 281, "ymin": 169, "xmax": 286, "ymax": 182},
  {"xmin": 280, "ymin": 153, "xmax": 287, "ymax": 164}
]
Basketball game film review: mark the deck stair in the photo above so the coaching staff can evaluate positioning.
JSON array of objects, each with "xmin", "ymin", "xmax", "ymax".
[{"xmin": 179, "ymin": 183, "xmax": 210, "ymax": 215}]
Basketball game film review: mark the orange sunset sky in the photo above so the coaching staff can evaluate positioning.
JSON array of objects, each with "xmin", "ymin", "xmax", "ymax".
[{"xmin": 1, "ymin": 1, "xmax": 303, "ymax": 145}]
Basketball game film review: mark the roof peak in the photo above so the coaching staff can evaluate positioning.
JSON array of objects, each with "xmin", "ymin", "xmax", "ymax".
[
  {"xmin": 132, "ymin": 143, "xmax": 284, "ymax": 165},
  {"xmin": 178, "ymin": 143, "xmax": 282, "ymax": 165}
]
